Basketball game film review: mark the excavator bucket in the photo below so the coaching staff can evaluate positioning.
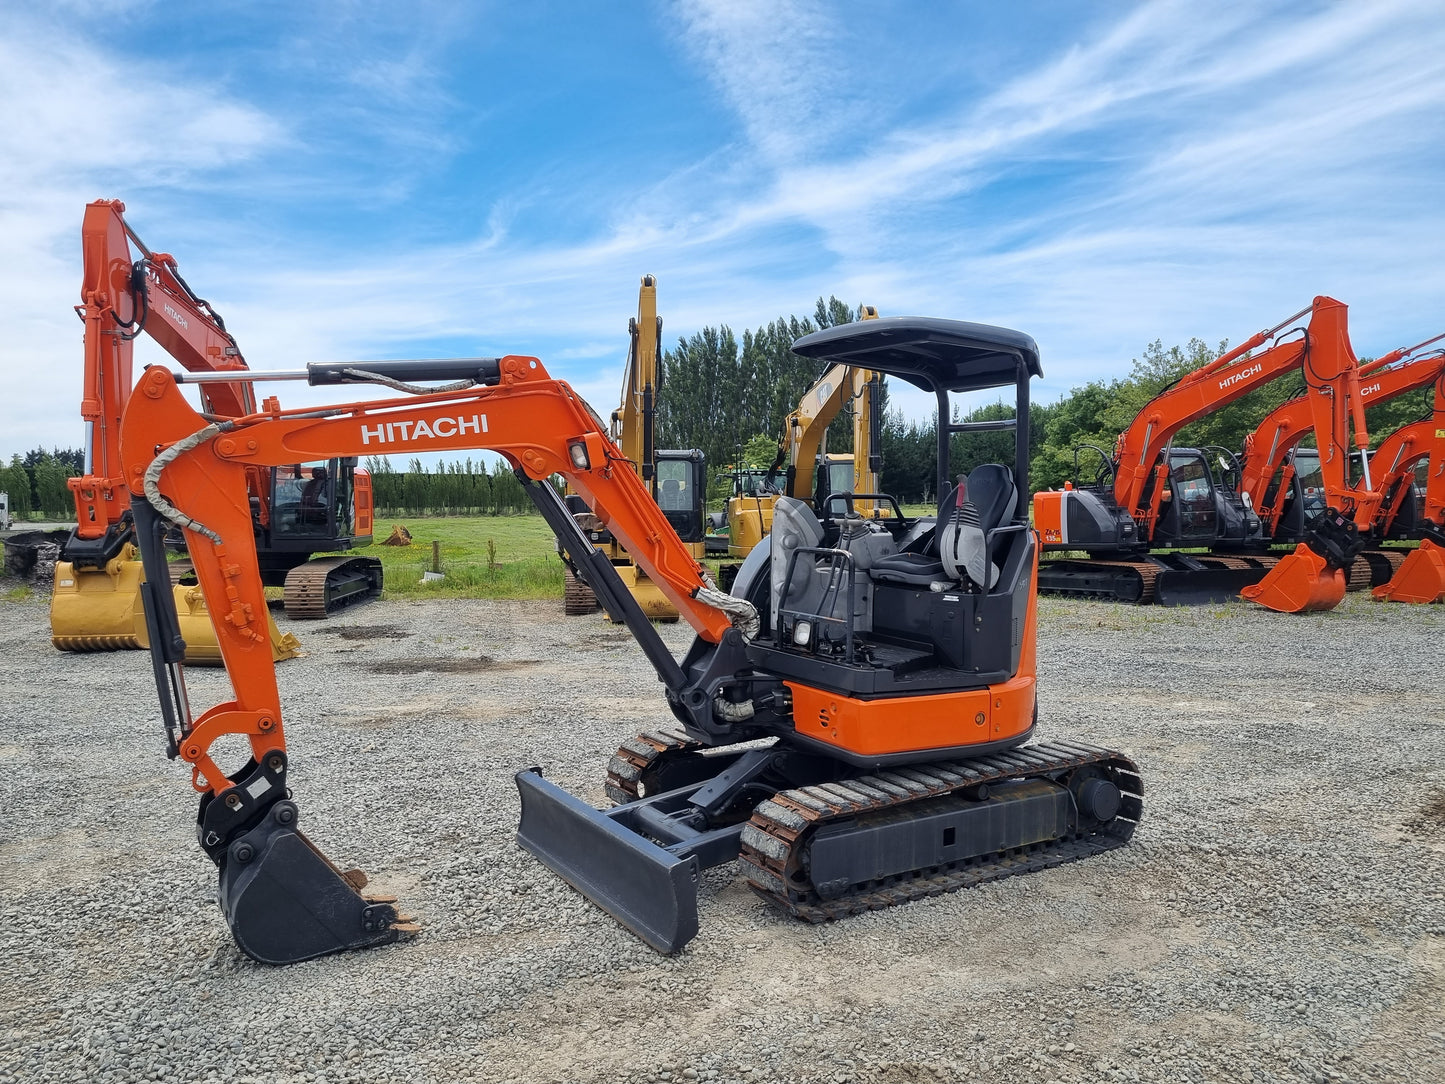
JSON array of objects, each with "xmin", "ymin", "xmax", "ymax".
[
  {"xmin": 1372, "ymin": 538, "xmax": 1445, "ymax": 604},
  {"xmin": 172, "ymin": 585, "xmax": 302, "ymax": 665},
  {"xmin": 50, "ymin": 551, "xmax": 150, "ymax": 651},
  {"xmin": 1240, "ymin": 543, "xmax": 1347, "ymax": 613},
  {"xmin": 216, "ymin": 796, "xmax": 417, "ymax": 965},
  {"xmin": 515, "ymin": 768, "xmax": 700, "ymax": 953}
]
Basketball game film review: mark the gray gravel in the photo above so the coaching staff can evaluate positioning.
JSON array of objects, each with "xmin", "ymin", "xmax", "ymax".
[{"xmin": 1, "ymin": 583, "xmax": 1442, "ymax": 1084}]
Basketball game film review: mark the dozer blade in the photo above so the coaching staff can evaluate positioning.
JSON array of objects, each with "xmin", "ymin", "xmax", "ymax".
[
  {"xmin": 1240, "ymin": 543, "xmax": 1346, "ymax": 613},
  {"xmin": 50, "ymin": 556, "xmax": 150, "ymax": 651},
  {"xmin": 218, "ymin": 798, "xmax": 417, "ymax": 965},
  {"xmin": 515, "ymin": 768, "xmax": 700, "ymax": 953},
  {"xmin": 172, "ymin": 585, "xmax": 302, "ymax": 666},
  {"xmin": 1372, "ymin": 539, "xmax": 1445, "ymax": 604}
]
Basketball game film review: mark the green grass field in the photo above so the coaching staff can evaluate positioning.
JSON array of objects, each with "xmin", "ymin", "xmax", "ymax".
[
  {"xmin": 334, "ymin": 503, "xmax": 948, "ymax": 602},
  {"xmin": 339, "ymin": 515, "xmax": 565, "ymax": 600}
]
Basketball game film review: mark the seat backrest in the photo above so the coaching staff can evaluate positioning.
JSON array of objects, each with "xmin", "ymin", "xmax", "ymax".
[
  {"xmin": 770, "ymin": 496, "xmax": 826, "ymax": 620},
  {"xmin": 911, "ymin": 484, "xmax": 957, "ymax": 557},
  {"xmin": 965, "ymin": 463, "xmax": 1017, "ymax": 533}
]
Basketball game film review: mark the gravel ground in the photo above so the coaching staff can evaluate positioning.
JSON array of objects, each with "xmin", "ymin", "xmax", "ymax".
[{"xmin": 1, "ymin": 584, "xmax": 1443, "ymax": 1084}]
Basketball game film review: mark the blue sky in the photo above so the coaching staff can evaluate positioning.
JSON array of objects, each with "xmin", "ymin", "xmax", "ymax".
[{"xmin": 3, "ymin": 0, "xmax": 1444, "ymax": 460}]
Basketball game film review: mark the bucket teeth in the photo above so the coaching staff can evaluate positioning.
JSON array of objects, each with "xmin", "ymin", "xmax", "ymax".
[{"xmin": 217, "ymin": 804, "xmax": 417, "ymax": 965}]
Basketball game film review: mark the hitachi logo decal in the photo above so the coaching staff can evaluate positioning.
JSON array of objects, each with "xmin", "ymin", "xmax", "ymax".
[
  {"xmin": 1359, "ymin": 382, "xmax": 1382, "ymax": 398},
  {"xmin": 1218, "ymin": 362, "xmax": 1263, "ymax": 391},
  {"xmin": 360, "ymin": 415, "xmax": 488, "ymax": 444},
  {"xmin": 164, "ymin": 302, "xmax": 189, "ymax": 330}
]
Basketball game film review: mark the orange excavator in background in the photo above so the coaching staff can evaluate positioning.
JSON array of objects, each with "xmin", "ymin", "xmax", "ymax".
[
  {"xmin": 1372, "ymin": 367, "xmax": 1445, "ymax": 602},
  {"xmin": 1033, "ymin": 296, "xmax": 1376, "ymax": 612},
  {"xmin": 117, "ymin": 317, "xmax": 1141, "ymax": 964},
  {"xmin": 52, "ymin": 200, "xmax": 382, "ymax": 659},
  {"xmin": 1237, "ymin": 333, "xmax": 1445, "ymax": 587}
]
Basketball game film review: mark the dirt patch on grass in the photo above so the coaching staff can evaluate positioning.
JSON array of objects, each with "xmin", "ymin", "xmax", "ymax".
[{"xmin": 366, "ymin": 656, "xmax": 540, "ymax": 674}]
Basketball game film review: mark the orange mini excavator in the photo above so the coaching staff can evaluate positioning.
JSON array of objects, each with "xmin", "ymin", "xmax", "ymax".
[
  {"xmin": 1372, "ymin": 365, "xmax": 1445, "ymax": 603},
  {"xmin": 118, "ymin": 317, "xmax": 1142, "ymax": 963},
  {"xmin": 1033, "ymin": 297, "xmax": 1377, "ymax": 611}
]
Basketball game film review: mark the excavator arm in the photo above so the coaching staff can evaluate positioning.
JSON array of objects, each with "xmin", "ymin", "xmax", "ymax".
[
  {"xmin": 769, "ymin": 307, "xmax": 882, "ymax": 503},
  {"xmin": 117, "ymin": 356, "xmax": 754, "ymax": 963},
  {"xmin": 1373, "ymin": 370, "xmax": 1445, "ymax": 603},
  {"xmin": 72, "ymin": 200, "xmax": 255, "ymax": 538},
  {"xmin": 1112, "ymin": 297, "xmax": 1371, "ymax": 539},
  {"xmin": 1239, "ymin": 336, "xmax": 1445, "ymax": 536},
  {"xmin": 610, "ymin": 275, "xmax": 661, "ymax": 482}
]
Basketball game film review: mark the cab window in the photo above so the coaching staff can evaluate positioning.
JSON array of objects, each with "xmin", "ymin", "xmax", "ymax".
[{"xmin": 656, "ymin": 459, "xmax": 693, "ymax": 510}]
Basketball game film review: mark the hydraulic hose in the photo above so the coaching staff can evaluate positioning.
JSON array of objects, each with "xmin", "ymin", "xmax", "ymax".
[{"xmin": 143, "ymin": 422, "xmax": 232, "ymax": 544}]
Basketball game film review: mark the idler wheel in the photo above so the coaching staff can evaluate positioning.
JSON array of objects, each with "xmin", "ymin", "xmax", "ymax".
[{"xmin": 1074, "ymin": 776, "xmax": 1121, "ymax": 823}]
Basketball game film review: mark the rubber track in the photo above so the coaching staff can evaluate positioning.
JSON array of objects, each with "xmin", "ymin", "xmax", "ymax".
[
  {"xmin": 1347, "ymin": 560, "xmax": 1375, "ymax": 592},
  {"xmin": 282, "ymin": 556, "xmax": 382, "ymax": 619},
  {"xmin": 739, "ymin": 741, "xmax": 1143, "ymax": 922},
  {"xmin": 604, "ymin": 727, "xmax": 704, "ymax": 806},
  {"xmin": 1355, "ymin": 548, "xmax": 1408, "ymax": 590}
]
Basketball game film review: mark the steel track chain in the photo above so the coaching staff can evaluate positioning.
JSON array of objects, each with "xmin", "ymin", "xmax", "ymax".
[
  {"xmin": 1040, "ymin": 558, "xmax": 1160, "ymax": 603},
  {"xmin": 282, "ymin": 556, "xmax": 381, "ymax": 619},
  {"xmin": 604, "ymin": 727, "xmax": 706, "ymax": 806},
  {"xmin": 738, "ymin": 740, "xmax": 1143, "ymax": 921}
]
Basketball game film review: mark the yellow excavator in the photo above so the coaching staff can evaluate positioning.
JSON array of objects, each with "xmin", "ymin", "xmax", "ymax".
[
  {"xmin": 562, "ymin": 276, "xmax": 708, "ymax": 620},
  {"xmin": 725, "ymin": 306, "xmax": 886, "ymax": 562}
]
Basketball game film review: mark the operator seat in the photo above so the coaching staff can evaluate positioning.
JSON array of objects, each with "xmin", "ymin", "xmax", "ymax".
[{"xmin": 872, "ymin": 464, "xmax": 1018, "ymax": 589}]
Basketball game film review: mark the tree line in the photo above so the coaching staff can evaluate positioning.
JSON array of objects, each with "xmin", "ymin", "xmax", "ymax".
[
  {"xmin": 659, "ymin": 316, "xmax": 1436, "ymax": 506},
  {"xmin": 1, "ymin": 449, "xmax": 83, "ymax": 519},
  {"xmin": 365, "ymin": 457, "xmax": 538, "ymax": 517},
  {"xmin": 10, "ymin": 318, "xmax": 1433, "ymax": 524}
]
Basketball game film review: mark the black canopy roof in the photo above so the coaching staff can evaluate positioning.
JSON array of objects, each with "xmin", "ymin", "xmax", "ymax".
[{"xmin": 790, "ymin": 316, "xmax": 1042, "ymax": 393}]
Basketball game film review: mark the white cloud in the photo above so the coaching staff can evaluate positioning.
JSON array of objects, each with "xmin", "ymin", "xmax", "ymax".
[{"xmin": 4, "ymin": 0, "xmax": 1445, "ymax": 464}]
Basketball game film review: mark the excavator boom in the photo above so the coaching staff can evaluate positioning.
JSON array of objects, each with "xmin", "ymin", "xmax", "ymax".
[
  {"xmin": 118, "ymin": 356, "xmax": 748, "ymax": 961},
  {"xmin": 1239, "ymin": 335, "xmax": 1444, "ymax": 537},
  {"xmin": 56, "ymin": 200, "xmax": 378, "ymax": 658},
  {"xmin": 1036, "ymin": 297, "xmax": 1383, "ymax": 611}
]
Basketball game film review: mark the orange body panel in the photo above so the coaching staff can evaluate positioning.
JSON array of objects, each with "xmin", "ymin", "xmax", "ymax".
[
  {"xmin": 353, "ymin": 469, "xmax": 374, "ymax": 541},
  {"xmin": 786, "ymin": 540, "xmax": 1040, "ymax": 757},
  {"xmin": 787, "ymin": 673, "xmax": 1036, "ymax": 757},
  {"xmin": 1032, "ymin": 489, "xmax": 1065, "ymax": 546}
]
